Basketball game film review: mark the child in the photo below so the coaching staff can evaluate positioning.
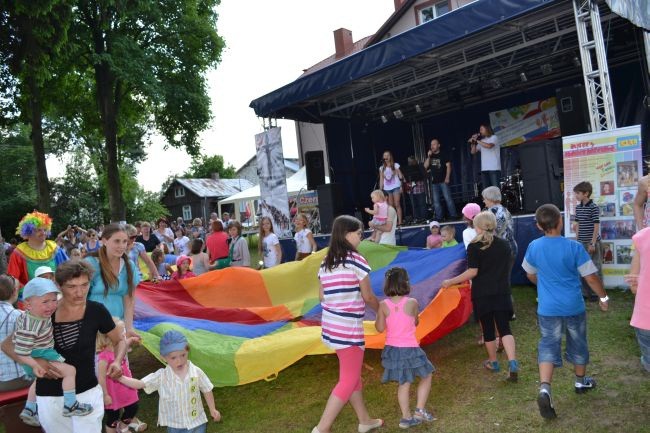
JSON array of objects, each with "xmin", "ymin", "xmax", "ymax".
[
  {"xmin": 461, "ymin": 203, "xmax": 481, "ymax": 249},
  {"xmin": 572, "ymin": 181, "xmax": 602, "ymax": 301},
  {"xmin": 426, "ymin": 221, "xmax": 442, "ymax": 249},
  {"xmin": 258, "ymin": 217, "xmax": 282, "ymax": 268},
  {"xmin": 294, "ymin": 213, "xmax": 317, "ymax": 260},
  {"xmin": 152, "ymin": 248, "xmax": 171, "ymax": 280},
  {"xmin": 69, "ymin": 248, "xmax": 82, "ymax": 260},
  {"xmin": 625, "ymin": 227, "xmax": 650, "ymax": 373},
  {"xmin": 312, "ymin": 215, "xmax": 382, "ymax": 433},
  {"xmin": 522, "ymin": 204, "xmax": 609, "ymax": 419},
  {"xmin": 228, "ymin": 221, "xmax": 251, "ymax": 267},
  {"xmin": 97, "ymin": 318, "xmax": 147, "ymax": 433},
  {"xmin": 13, "ymin": 278, "xmax": 93, "ymax": 417},
  {"xmin": 365, "ymin": 189, "xmax": 388, "ymax": 242},
  {"xmin": 440, "ymin": 225, "xmax": 458, "ymax": 247},
  {"xmin": 34, "ymin": 265, "xmax": 55, "ymax": 281},
  {"xmin": 117, "ymin": 330, "xmax": 221, "ymax": 432},
  {"xmin": 375, "ymin": 267, "xmax": 435, "ymax": 429},
  {"xmin": 173, "ymin": 227, "xmax": 191, "ymax": 256},
  {"xmin": 442, "ymin": 212, "xmax": 519, "ymax": 380},
  {"xmin": 172, "ymin": 255, "xmax": 196, "ymax": 280},
  {"xmin": 189, "ymin": 239, "xmax": 212, "ymax": 275}
]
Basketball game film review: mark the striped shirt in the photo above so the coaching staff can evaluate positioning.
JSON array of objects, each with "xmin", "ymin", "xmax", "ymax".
[
  {"xmin": 575, "ymin": 199, "xmax": 600, "ymax": 243},
  {"xmin": 318, "ymin": 252, "xmax": 371, "ymax": 350},
  {"xmin": 0, "ymin": 302, "xmax": 25, "ymax": 381},
  {"xmin": 142, "ymin": 361, "xmax": 214, "ymax": 429},
  {"xmin": 13, "ymin": 312, "xmax": 54, "ymax": 356}
]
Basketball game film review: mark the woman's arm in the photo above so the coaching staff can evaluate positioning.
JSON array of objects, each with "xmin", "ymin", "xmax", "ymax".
[
  {"xmin": 139, "ymin": 249, "xmax": 161, "ymax": 280},
  {"xmin": 123, "ymin": 294, "xmax": 137, "ymax": 340},
  {"xmin": 378, "ymin": 167, "xmax": 384, "ymax": 190},
  {"xmin": 360, "ymin": 275, "xmax": 379, "ymax": 312},
  {"xmin": 441, "ymin": 268, "xmax": 478, "ymax": 287},
  {"xmin": 106, "ymin": 324, "xmax": 128, "ymax": 379},
  {"xmin": 97, "ymin": 359, "xmax": 112, "ymax": 406},
  {"xmin": 633, "ymin": 177, "xmax": 648, "ymax": 230},
  {"xmin": 626, "ymin": 251, "xmax": 640, "ymax": 294},
  {"xmin": 374, "ymin": 302, "xmax": 387, "ymax": 332}
]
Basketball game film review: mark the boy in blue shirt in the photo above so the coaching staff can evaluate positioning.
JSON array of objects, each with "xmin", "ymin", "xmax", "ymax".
[{"xmin": 522, "ymin": 204, "xmax": 609, "ymax": 420}]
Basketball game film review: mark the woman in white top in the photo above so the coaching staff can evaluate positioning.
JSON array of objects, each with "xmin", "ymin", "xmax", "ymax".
[
  {"xmin": 173, "ymin": 227, "xmax": 191, "ymax": 256},
  {"xmin": 470, "ymin": 124, "xmax": 501, "ymax": 188},
  {"xmin": 370, "ymin": 206, "xmax": 397, "ymax": 246},
  {"xmin": 379, "ymin": 151, "xmax": 404, "ymax": 226},
  {"xmin": 258, "ymin": 217, "xmax": 282, "ymax": 268},
  {"xmin": 293, "ymin": 213, "xmax": 317, "ymax": 261},
  {"xmin": 154, "ymin": 218, "xmax": 175, "ymax": 254}
]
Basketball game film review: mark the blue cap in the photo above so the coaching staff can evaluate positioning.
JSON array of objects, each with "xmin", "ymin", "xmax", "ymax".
[
  {"xmin": 159, "ymin": 330, "xmax": 188, "ymax": 356},
  {"xmin": 22, "ymin": 277, "xmax": 60, "ymax": 299}
]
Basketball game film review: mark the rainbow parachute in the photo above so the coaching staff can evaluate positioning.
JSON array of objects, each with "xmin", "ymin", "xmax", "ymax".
[{"xmin": 134, "ymin": 242, "xmax": 472, "ymax": 387}]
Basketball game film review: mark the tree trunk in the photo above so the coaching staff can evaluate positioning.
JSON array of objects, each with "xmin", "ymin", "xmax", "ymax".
[{"xmin": 26, "ymin": 71, "xmax": 50, "ymax": 213}]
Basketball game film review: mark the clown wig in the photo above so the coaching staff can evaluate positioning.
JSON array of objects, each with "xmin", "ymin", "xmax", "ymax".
[{"xmin": 16, "ymin": 211, "xmax": 53, "ymax": 239}]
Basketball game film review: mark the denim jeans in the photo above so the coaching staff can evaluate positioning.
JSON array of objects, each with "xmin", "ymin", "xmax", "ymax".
[
  {"xmin": 167, "ymin": 423, "xmax": 207, "ymax": 433},
  {"xmin": 410, "ymin": 192, "xmax": 427, "ymax": 220},
  {"xmin": 431, "ymin": 182, "xmax": 457, "ymax": 219},
  {"xmin": 634, "ymin": 327, "xmax": 650, "ymax": 372},
  {"xmin": 537, "ymin": 312, "xmax": 589, "ymax": 367},
  {"xmin": 481, "ymin": 170, "xmax": 501, "ymax": 189}
]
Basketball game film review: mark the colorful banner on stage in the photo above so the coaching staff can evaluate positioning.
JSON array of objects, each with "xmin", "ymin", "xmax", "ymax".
[
  {"xmin": 562, "ymin": 125, "xmax": 642, "ymax": 287},
  {"xmin": 255, "ymin": 127, "xmax": 291, "ymax": 238},
  {"xmin": 489, "ymin": 97, "xmax": 561, "ymax": 147}
]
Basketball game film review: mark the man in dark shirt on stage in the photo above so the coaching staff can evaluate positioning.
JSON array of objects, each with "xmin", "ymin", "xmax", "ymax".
[{"xmin": 424, "ymin": 139, "xmax": 457, "ymax": 220}]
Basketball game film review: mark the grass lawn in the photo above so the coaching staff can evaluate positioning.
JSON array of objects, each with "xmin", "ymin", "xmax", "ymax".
[{"xmin": 125, "ymin": 286, "xmax": 649, "ymax": 433}]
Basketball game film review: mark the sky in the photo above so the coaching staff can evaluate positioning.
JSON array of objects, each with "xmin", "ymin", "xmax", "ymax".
[{"xmin": 133, "ymin": 0, "xmax": 395, "ymax": 191}]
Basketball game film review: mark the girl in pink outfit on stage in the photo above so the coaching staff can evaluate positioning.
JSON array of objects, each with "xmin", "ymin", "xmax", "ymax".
[
  {"xmin": 375, "ymin": 267, "xmax": 436, "ymax": 429},
  {"xmin": 365, "ymin": 189, "xmax": 389, "ymax": 242}
]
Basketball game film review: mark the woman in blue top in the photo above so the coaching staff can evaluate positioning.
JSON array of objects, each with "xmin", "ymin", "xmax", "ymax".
[{"xmin": 85, "ymin": 224, "xmax": 141, "ymax": 340}]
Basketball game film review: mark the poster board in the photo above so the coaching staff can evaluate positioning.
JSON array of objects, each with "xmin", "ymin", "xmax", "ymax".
[
  {"xmin": 489, "ymin": 97, "xmax": 561, "ymax": 147},
  {"xmin": 562, "ymin": 125, "xmax": 642, "ymax": 287}
]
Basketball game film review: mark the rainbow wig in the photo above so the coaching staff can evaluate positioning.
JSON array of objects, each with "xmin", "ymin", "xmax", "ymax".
[{"xmin": 16, "ymin": 211, "xmax": 53, "ymax": 238}]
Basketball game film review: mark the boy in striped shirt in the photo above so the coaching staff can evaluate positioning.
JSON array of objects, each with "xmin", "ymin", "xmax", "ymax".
[
  {"xmin": 13, "ymin": 278, "xmax": 93, "ymax": 417},
  {"xmin": 572, "ymin": 181, "xmax": 602, "ymax": 301}
]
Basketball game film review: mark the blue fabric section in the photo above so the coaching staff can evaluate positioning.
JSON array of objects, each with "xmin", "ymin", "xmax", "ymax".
[
  {"xmin": 134, "ymin": 315, "xmax": 288, "ymax": 337},
  {"xmin": 250, "ymin": 0, "xmax": 562, "ymax": 120},
  {"xmin": 54, "ymin": 247, "xmax": 69, "ymax": 265}
]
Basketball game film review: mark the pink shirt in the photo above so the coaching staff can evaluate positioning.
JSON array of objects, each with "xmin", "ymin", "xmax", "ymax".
[
  {"xmin": 98, "ymin": 350, "xmax": 139, "ymax": 410},
  {"xmin": 631, "ymin": 228, "xmax": 650, "ymax": 330},
  {"xmin": 374, "ymin": 202, "xmax": 388, "ymax": 222},
  {"xmin": 384, "ymin": 297, "xmax": 418, "ymax": 348},
  {"xmin": 426, "ymin": 234, "xmax": 442, "ymax": 249}
]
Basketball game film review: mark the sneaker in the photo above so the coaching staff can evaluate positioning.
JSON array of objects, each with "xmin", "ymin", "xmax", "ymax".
[
  {"xmin": 507, "ymin": 360, "xmax": 519, "ymax": 382},
  {"xmin": 62, "ymin": 401, "xmax": 93, "ymax": 417},
  {"xmin": 537, "ymin": 389, "xmax": 557, "ymax": 419},
  {"xmin": 414, "ymin": 408, "xmax": 437, "ymax": 422},
  {"xmin": 19, "ymin": 407, "xmax": 41, "ymax": 427},
  {"xmin": 399, "ymin": 417, "xmax": 422, "ymax": 429},
  {"xmin": 483, "ymin": 359, "xmax": 500, "ymax": 372},
  {"xmin": 575, "ymin": 376, "xmax": 597, "ymax": 394}
]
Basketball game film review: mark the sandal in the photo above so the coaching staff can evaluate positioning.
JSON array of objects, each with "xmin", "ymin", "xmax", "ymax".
[
  {"xmin": 483, "ymin": 360, "xmax": 500, "ymax": 372},
  {"xmin": 128, "ymin": 417, "xmax": 148, "ymax": 432},
  {"xmin": 358, "ymin": 418, "xmax": 384, "ymax": 433}
]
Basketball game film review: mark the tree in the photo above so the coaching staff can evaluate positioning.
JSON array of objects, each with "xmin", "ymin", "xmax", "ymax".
[
  {"xmin": 183, "ymin": 154, "xmax": 236, "ymax": 179},
  {"xmin": 70, "ymin": 0, "xmax": 225, "ymax": 222}
]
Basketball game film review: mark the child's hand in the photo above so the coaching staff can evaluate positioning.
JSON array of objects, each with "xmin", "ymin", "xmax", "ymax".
[
  {"xmin": 210, "ymin": 408, "xmax": 221, "ymax": 422},
  {"xmin": 624, "ymin": 274, "xmax": 638, "ymax": 294},
  {"xmin": 441, "ymin": 279, "xmax": 452, "ymax": 288},
  {"xmin": 103, "ymin": 394, "xmax": 113, "ymax": 406},
  {"xmin": 33, "ymin": 365, "xmax": 47, "ymax": 378},
  {"xmin": 587, "ymin": 244, "xmax": 595, "ymax": 254},
  {"xmin": 598, "ymin": 298, "xmax": 609, "ymax": 312}
]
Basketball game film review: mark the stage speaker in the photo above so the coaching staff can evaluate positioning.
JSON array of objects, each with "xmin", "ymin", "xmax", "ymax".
[
  {"xmin": 556, "ymin": 85, "xmax": 590, "ymax": 136},
  {"xmin": 305, "ymin": 151, "xmax": 326, "ymax": 190},
  {"xmin": 518, "ymin": 139, "xmax": 564, "ymax": 212},
  {"xmin": 317, "ymin": 183, "xmax": 343, "ymax": 233}
]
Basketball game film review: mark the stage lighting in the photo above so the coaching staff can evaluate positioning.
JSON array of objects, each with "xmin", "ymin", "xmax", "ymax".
[
  {"xmin": 381, "ymin": 115, "xmax": 388, "ymax": 123},
  {"xmin": 573, "ymin": 56, "xmax": 581, "ymax": 68},
  {"xmin": 393, "ymin": 109, "xmax": 404, "ymax": 119},
  {"xmin": 541, "ymin": 63, "xmax": 553, "ymax": 75},
  {"xmin": 415, "ymin": 104, "xmax": 422, "ymax": 113},
  {"xmin": 490, "ymin": 78, "xmax": 502, "ymax": 89},
  {"xmin": 519, "ymin": 72, "xmax": 528, "ymax": 83}
]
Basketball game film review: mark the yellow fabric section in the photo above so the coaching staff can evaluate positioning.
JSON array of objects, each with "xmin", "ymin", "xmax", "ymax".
[
  {"xmin": 15, "ymin": 240, "xmax": 58, "ymax": 261},
  {"xmin": 261, "ymin": 249, "xmax": 325, "ymax": 307}
]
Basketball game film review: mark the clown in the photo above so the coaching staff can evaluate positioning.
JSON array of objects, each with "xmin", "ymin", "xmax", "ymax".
[{"xmin": 7, "ymin": 211, "xmax": 69, "ymax": 287}]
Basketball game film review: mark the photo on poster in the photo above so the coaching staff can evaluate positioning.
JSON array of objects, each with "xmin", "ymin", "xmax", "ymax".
[
  {"xmin": 598, "ymin": 202, "xmax": 616, "ymax": 217},
  {"xmin": 602, "ymin": 242, "xmax": 614, "ymax": 264},
  {"xmin": 616, "ymin": 161, "xmax": 638, "ymax": 187},
  {"xmin": 600, "ymin": 220, "xmax": 635, "ymax": 240},
  {"xmin": 618, "ymin": 189, "xmax": 635, "ymax": 217},
  {"xmin": 599, "ymin": 181, "xmax": 615, "ymax": 196},
  {"xmin": 615, "ymin": 244, "xmax": 632, "ymax": 265}
]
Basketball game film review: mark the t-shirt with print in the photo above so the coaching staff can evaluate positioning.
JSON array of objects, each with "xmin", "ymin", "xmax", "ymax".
[
  {"xmin": 522, "ymin": 236, "xmax": 597, "ymax": 316},
  {"xmin": 427, "ymin": 152, "xmax": 451, "ymax": 184},
  {"xmin": 262, "ymin": 233, "xmax": 280, "ymax": 268},
  {"xmin": 380, "ymin": 163, "xmax": 401, "ymax": 191},
  {"xmin": 294, "ymin": 228, "xmax": 313, "ymax": 254}
]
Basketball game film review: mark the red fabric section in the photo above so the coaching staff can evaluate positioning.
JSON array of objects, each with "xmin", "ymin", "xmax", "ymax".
[{"xmin": 0, "ymin": 387, "xmax": 29, "ymax": 405}]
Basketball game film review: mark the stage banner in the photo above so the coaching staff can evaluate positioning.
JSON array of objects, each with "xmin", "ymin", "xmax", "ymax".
[
  {"xmin": 255, "ymin": 127, "xmax": 291, "ymax": 238},
  {"xmin": 489, "ymin": 97, "xmax": 561, "ymax": 147},
  {"xmin": 562, "ymin": 125, "xmax": 642, "ymax": 288}
]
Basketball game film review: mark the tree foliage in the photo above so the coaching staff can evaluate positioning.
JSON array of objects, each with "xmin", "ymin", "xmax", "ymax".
[{"xmin": 183, "ymin": 154, "xmax": 236, "ymax": 179}]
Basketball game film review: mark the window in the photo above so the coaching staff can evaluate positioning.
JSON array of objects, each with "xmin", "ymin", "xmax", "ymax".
[
  {"xmin": 174, "ymin": 186, "xmax": 185, "ymax": 198},
  {"xmin": 182, "ymin": 205, "xmax": 192, "ymax": 221},
  {"xmin": 416, "ymin": 1, "xmax": 449, "ymax": 24}
]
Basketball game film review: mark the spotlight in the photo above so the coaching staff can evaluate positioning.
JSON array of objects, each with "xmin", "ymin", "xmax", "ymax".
[
  {"xmin": 393, "ymin": 109, "xmax": 403, "ymax": 119},
  {"xmin": 541, "ymin": 63, "xmax": 553, "ymax": 75},
  {"xmin": 519, "ymin": 72, "xmax": 528, "ymax": 83},
  {"xmin": 381, "ymin": 115, "xmax": 388, "ymax": 124},
  {"xmin": 573, "ymin": 56, "xmax": 581, "ymax": 68},
  {"xmin": 490, "ymin": 78, "xmax": 502, "ymax": 89},
  {"xmin": 415, "ymin": 104, "xmax": 422, "ymax": 113}
]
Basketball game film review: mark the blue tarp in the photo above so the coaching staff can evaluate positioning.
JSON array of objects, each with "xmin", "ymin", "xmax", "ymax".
[{"xmin": 250, "ymin": 0, "xmax": 561, "ymax": 121}]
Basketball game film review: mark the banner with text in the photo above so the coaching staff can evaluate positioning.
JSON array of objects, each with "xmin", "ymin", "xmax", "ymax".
[
  {"xmin": 489, "ymin": 97, "xmax": 561, "ymax": 147},
  {"xmin": 255, "ymin": 127, "xmax": 291, "ymax": 238},
  {"xmin": 563, "ymin": 125, "xmax": 642, "ymax": 287}
]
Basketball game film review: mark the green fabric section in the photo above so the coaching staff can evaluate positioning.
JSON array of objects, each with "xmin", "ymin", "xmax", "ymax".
[
  {"xmin": 358, "ymin": 240, "xmax": 405, "ymax": 270},
  {"xmin": 139, "ymin": 323, "xmax": 247, "ymax": 387}
]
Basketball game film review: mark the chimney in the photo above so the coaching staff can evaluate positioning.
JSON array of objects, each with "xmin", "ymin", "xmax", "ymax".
[
  {"xmin": 334, "ymin": 28, "xmax": 353, "ymax": 59},
  {"xmin": 211, "ymin": 172, "xmax": 220, "ymax": 180},
  {"xmin": 394, "ymin": 0, "xmax": 406, "ymax": 10}
]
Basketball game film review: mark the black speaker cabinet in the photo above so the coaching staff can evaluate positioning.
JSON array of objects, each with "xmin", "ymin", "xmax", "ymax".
[
  {"xmin": 305, "ymin": 151, "xmax": 326, "ymax": 190},
  {"xmin": 518, "ymin": 139, "xmax": 564, "ymax": 212},
  {"xmin": 317, "ymin": 183, "xmax": 343, "ymax": 233},
  {"xmin": 556, "ymin": 85, "xmax": 590, "ymax": 137}
]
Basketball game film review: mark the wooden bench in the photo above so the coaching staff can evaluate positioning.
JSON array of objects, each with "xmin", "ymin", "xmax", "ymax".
[{"xmin": 0, "ymin": 387, "xmax": 42, "ymax": 432}]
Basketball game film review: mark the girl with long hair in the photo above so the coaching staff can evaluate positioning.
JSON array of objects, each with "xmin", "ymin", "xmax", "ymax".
[
  {"xmin": 258, "ymin": 217, "xmax": 282, "ymax": 268},
  {"xmin": 379, "ymin": 150, "xmax": 404, "ymax": 226}
]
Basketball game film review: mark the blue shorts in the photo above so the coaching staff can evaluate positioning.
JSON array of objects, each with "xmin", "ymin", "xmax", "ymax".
[
  {"xmin": 537, "ymin": 313, "xmax": 589, "ymax": 367},
  {"xmin": 383, "ymin": 186, "xmax": 401, "ymax": 195}
]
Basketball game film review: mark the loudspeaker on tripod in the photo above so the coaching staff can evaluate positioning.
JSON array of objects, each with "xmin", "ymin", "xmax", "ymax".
[
  {"xmin": 305, "ymin": 151, "xmax": 326, "ymax": 190},
  {"xmin": 317, "ymin": 183, "xmax": 343, "ymax": 233}
]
